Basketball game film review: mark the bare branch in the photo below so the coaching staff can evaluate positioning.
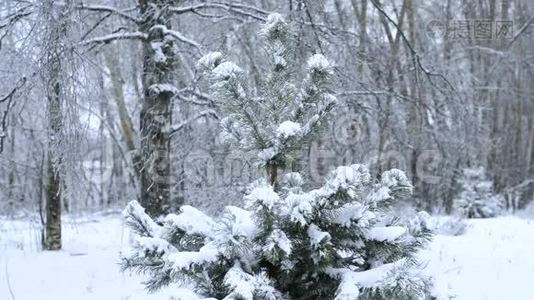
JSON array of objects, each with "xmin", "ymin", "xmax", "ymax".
[
  {"xmin": 170, "ymin": 110, "xmax": 219, "ymax": 134},
  {"xmin": 79, "ymin": 31, "xmax": 147, "ymax": 45},
  {"xmin": 509, "ymin": 16, "xmax": 534, "ymax": 48},
  {"xmin": 0, "ymin": 6, "xmax": 32, "ymax": 48},
  {"xmin": 169, "ymin": 2, "xmax": 268, "ymax": 21},
  {"xmin": 175, "ymin": 88, "xmax": 214, "ymax": 106},
  {"xmin": 504, "ymin": 179, "xmax": 534, "ymax": 194},
  {"xmin": 0, "ymin": 77, "xmax": 27, "ymax": 154},
  {"xmin": 369, "ymin": 0, "xmax": 456, "ymax": 93},
  {"xmin": 150, "ymin": 25, "xmax": 202, "ymax": 54},
  {"xmin": 55, "ymin": 2, "xmax": 139, "ymax": 23},
  {"xmin": 79, "ymin": 12, "xmax": 113, "ymax": 41},
  {"xmin": 0, "ymin": 6, "xmax": 32, "ymax": 30}
]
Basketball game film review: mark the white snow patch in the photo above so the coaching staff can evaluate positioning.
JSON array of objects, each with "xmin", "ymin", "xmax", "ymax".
[
  {"xmin": 257, "ymin": 147, "xmax": 277, "ymax": 161},
  {"xmin": 224, "ymin": 264, "xmax": 256, "ymax": 299},
  {"xmin": 134, "ymin": 236, "xmax": 172, "ymax": 255},
  {"xmin": 330, "ymin": 202, "xmax": 370, "ymax": 227},
  {"xmin": 197, "ymin": 52, "xmax": 223, "ymax": 71},
  {"xmin": 421, "ymin": 216, "xmax": 534, "ymax": 299},
  {"xmin": 381, "ymin": 168, "xmax": 411, "ymax": 189},
  {"xmin": 212, "ymin": 61, "xmax": 242, "ymax": 80},
  {"xmin": 307, "ymin": 224, "xmax": 331, "ymax": 248},
  {"xmin": 124, "ymin": 200, "xmax": 162, "ymax": 236},
  {"xmin": 276, "ymin": 120, "xmax": 301, "ymax": 139},
  {"xmin": 367, "ymin": 226, "xmax": 406, "ymax": 242},
  {"xmin": 2, "ymin": 213, "xmax": 534, "ymax": 300},
  {"xmin": 0, "ymin": 214, "xmax": 206, "ymax": 300},
  {"xmin": 151, "ymin": 41, "xmax": 166, "ymax": 63},
  {"xmin": 307, "ymin": 54, "xmax": 332, "ymax": 73},
  {"xmin": 265, "ymin": 229, "xmax": 292, "ymax": 255},
  {"xmin": 320, "ymin": 164, "xmax": 371, "ymax": 197},
  {"xmin": 259, "ymin": 13, "xmax": 286, "ymax": 37},
  {"xmin": 148, "ymin": 83, "xmax": 179, "ymax": 95},
  {"xmin": 164, "ymin": 205, "xmax": 216, "ymax": 237},
  {"xmin": 224, "ymin": 206, "xmax": 257, "ymax": 238},
  {"xmin": 244, "ymin": 183, "xmax": 279, "ymax": 209},
  {"xmin": 283, "ymin": 192, "xmax": 315, "ymax": 226},
  {"xmin": 167, "ymin": 243, "xmax": 219, "ymax": 270},
  {"xmin": 329, "ymin": 259, "xmax": 405, "ymax": 298}
]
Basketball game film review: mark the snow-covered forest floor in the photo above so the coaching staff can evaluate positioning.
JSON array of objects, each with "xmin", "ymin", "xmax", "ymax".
[{"xmin": 1, "ymin": 212, "xmax": 533, "ymax": 300}]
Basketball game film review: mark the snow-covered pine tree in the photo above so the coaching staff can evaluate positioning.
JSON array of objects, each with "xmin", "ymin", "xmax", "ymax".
[
  {"xmin": 121, "ymin": 13, "xmax": 432, "ymax": 300},
  {"xmin": 122, "ymin": 165, "xmax": 431, "ymax": 299},
  {"xmin": 196, "ymin": 13, "xmax": 336, "ymax": 188},
  {"xmin": 454, "ymin": 167, "xmax": 503, "ymax": 218}
]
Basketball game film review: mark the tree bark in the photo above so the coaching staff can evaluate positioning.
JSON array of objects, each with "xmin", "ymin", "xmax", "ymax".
[
  {"xmin": 138, "ymin": 0, "xmax": 178, "ymax": 217},
  {"xmin": 45, "ymin": 42, "xmax": 63, "ymax": 251},
  {"xmin": 43, "ymin": 0, "xmax": 72, "ymax": 250},
  {"xmin": 351, "ymin": 0, "xmax": 368, "ymax": 74},
  {"xmin": 104, "ymin": 49, "xmax": 142, "ymax": 179},
  {"xmin": 266, "ymin": 161, "xmax": 278, "ymax": 190}
]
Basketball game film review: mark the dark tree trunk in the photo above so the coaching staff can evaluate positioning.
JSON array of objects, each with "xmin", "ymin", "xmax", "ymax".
[
  {"xmin": 45, "ymin": 150, "xmax": 62, "ymax": 250},
  {"xmin": 45, "ymin": 56, "xmax": 62, "ymax": 251},
  {"xmin": 138, "ymin": 0, "xmax": 178, "ymax": 217},
  {"xmin": 43, "ymin": 0, "xmax": 72, "ymax": 251},
  {"xmin": 266, "ymin": 162, "xmax": 278, "ymax": 190}
]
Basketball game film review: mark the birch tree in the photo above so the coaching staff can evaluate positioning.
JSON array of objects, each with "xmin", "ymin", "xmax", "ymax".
[{"xmin": 41, "ymin": 0, "xmax": 73, "ymax": 250}]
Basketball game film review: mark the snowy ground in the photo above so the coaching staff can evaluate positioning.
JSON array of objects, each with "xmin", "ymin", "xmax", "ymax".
[
  {"xmin": 421, "ymin": 216, "xmax": 534, "ymax": 299},
  {"xmin": 1, "ymin": 213, "xmax": 533, "ymax": 300}
]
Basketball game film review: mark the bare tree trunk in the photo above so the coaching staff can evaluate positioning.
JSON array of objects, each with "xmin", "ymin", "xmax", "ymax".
[
  {"xmin": 375, "ymin": 0, "xmax": 407, "ymax": 176},
  {"xmin": 527, "ymin": 101, "xmax": 534, "ymax": 174},
  {"xmin": 104, "ymin": 50, "xmax": 142, "ymax": 180},
  {"xmin": 38, "ymin": 149, "xmax": 46, "ymax": 247},
  {"xmin": 7, "ymin": 123, "xmax": 16, "ymax": 204},
  {"xmin": 354, "ymin": 0, "xmax": 368, "ymax": 74},
  {"xmin": 138, "ymin": 0, "xmax": 178, "ymax": 217},
  {"xmin": 45, "ymin": 60, "xmax": 62, "ymax": 251},
  {"xmin": 43, "ymin": 0, "xmax": 71, "ymax": 250},
  {"xmin": 98, "ymin": 71, "xmax": 107, "ymax": 207},
  {"xmin": 405, "ymin": 0, "xmax": 425, "ymax": 207},
  {"xmin": 104, "ymin": 50, "xmax": 137, "ymax": 159},
  {"xmin": 266, "ymin": 161, "xmax": 278, "ymax": 190},
  {"xmin": 45, "ymin": 147, "xmax": 61, "ymax": 250}
]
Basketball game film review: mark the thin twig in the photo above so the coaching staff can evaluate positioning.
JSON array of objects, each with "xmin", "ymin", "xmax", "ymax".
[
  {"xmin": 369, "ymin": 0, "xmax": 456, "ymax": 93},
  {"xmin": 0, "ymin": 77, "xmax": 27, "ymax": 154}
]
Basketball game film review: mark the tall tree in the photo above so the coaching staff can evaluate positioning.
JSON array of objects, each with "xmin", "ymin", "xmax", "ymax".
[
  {"xmin": 135, "ymin": 0, "xmax": 176, "ymax": 217},
  {"xmin": 79, "ymin": 0, "xmax": 266, "ymax": 217},
  {"xmin": 42, "ymin": 0, "xmax": 72, "ymax": 251}
]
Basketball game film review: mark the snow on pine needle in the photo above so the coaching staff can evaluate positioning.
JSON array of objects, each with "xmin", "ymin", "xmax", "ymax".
[
  {"xmin": 121, "ymin": 164, "xmax": 432, "ymax": 299},
  {"xmin": 197, "ymin": 13, "xmax": 336, "ymax": 169}
]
